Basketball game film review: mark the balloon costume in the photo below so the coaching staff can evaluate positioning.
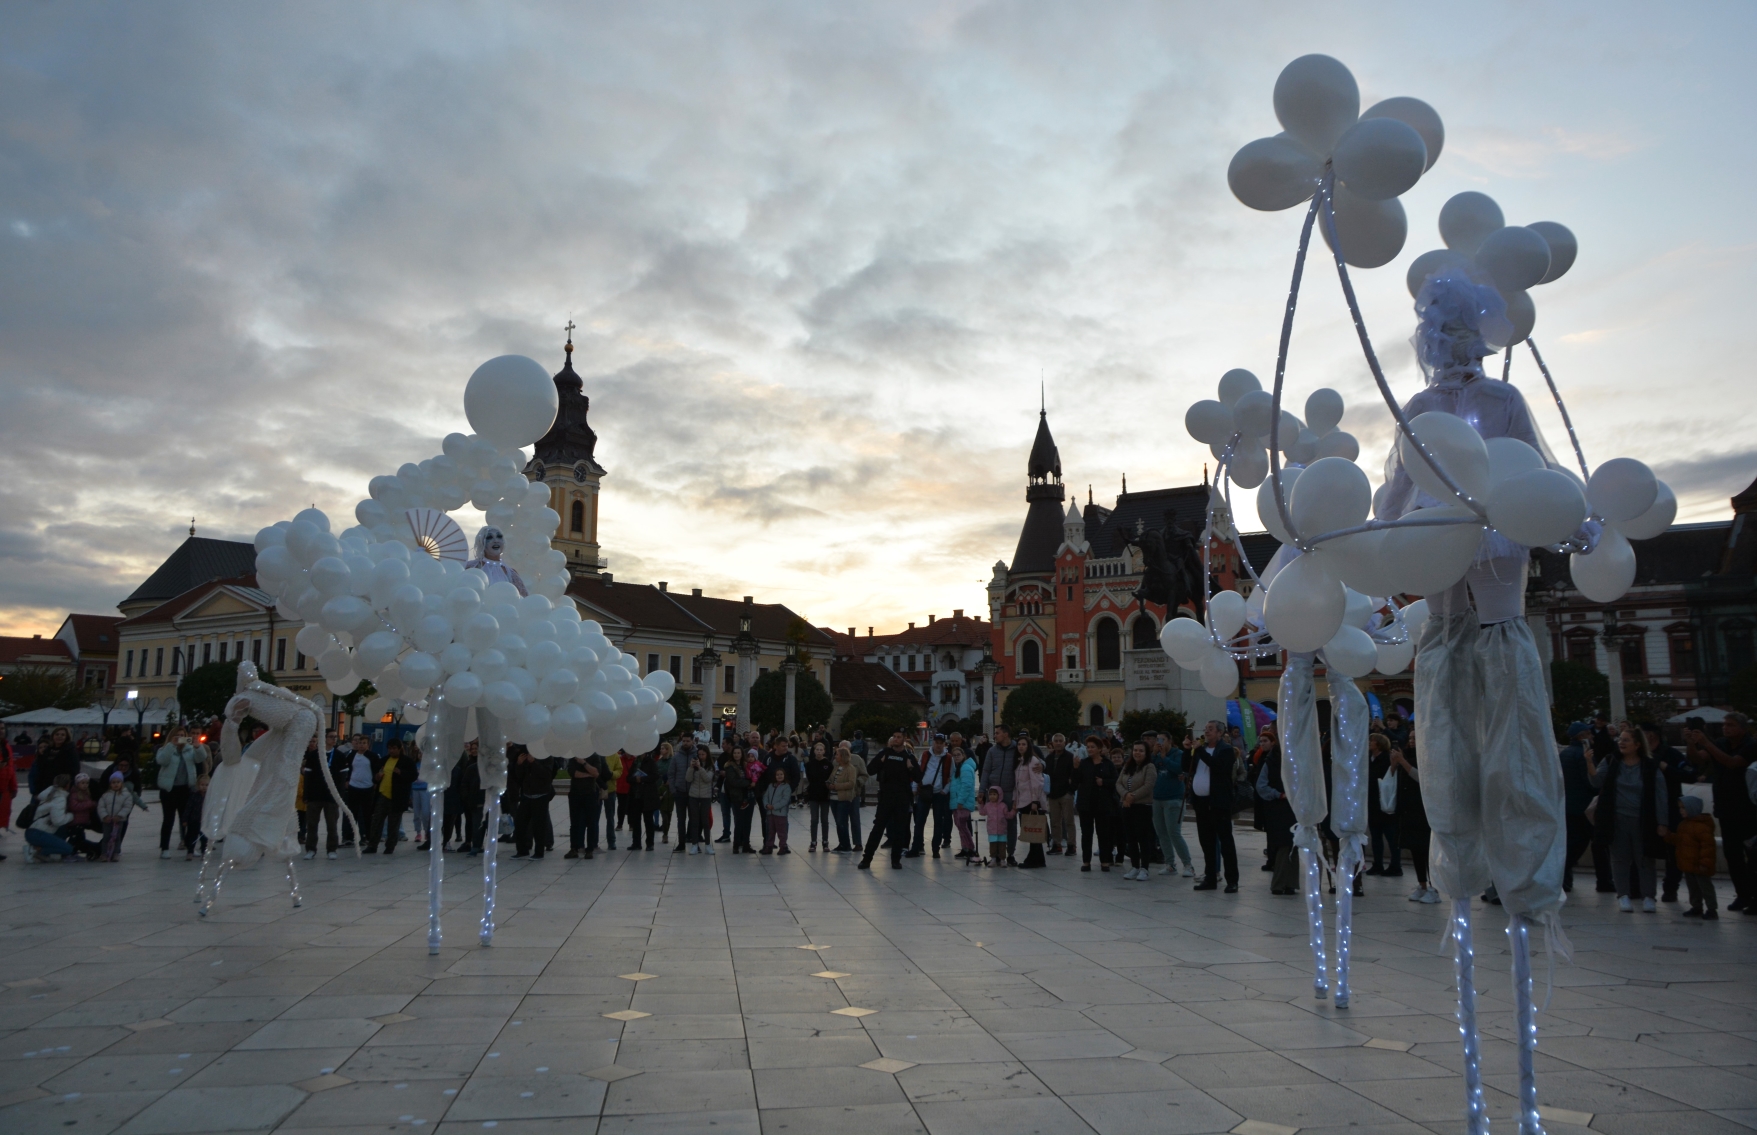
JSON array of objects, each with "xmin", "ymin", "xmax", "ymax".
[{"xmin": 1165, "ymin": 54, "xmax": 1679, "ymax": 1135}]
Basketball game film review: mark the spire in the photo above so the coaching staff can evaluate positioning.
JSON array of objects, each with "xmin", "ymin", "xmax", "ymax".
[
  {"xmin": 531, "ymin": 328, "xmax": 600, "ymax": 469},
  {"xmin": 1121, "ymin": 473, "xmax": 1128, "ymax": 496},
  {"xmin": 1027, "ymin": 408, "xmax": 1061, "ymax": 484}
]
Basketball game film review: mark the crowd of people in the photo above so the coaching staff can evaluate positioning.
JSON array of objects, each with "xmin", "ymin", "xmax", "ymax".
[{"xmin": 4, "ymin": 710, "xmax": 1750, "ymax": 922}]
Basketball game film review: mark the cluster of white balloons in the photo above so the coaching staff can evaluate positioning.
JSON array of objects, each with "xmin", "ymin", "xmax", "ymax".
[
  {"xmin": 1228, "ymin": 54, "xmax": 1444, "ymax": 267},
  {"xmin": 251, "ymin": 356, "xmax": 680, "ymax": 761},
  {"xmin": 1184, "ymin": 369, "xmax": 1359, "ymax": 490},
  {"xmin": 1406, "ymin": 192, "xmax": 1576, "ymax": 346}
]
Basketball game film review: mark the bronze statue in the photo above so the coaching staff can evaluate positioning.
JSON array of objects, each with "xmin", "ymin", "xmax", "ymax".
[{"xmin": 1125, "ymin": 514, "xmax": 1205, "ymax": 621}]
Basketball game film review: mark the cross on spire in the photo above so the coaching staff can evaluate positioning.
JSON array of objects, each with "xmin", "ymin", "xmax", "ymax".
[{"xmin": 564, "ymin": 319, "xmax": 576, "ymax": 354}]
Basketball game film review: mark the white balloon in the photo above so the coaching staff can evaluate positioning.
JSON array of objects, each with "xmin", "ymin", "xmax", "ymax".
[
  {"xmin": 1287, "ymin": 429, "xmax": 1319, "ymax": 466},
  {"xmin": 319, "ymin": 594, "xmax": 374, "ymax": 636},
  {"xmin": 357, "ymin": 630, "xmax": 405, "ymax": 673},
  {"xmin": 364, "ymin": 696, "xmax": 391, "ymax": 722},
  {"xmin": 1487, "ymin": 469, "xmax": 1588, "ymax": 547},
  {"xmin": 483, "ymin": 680, "xmax": 526, "ymax": 719},
  {"xmin": 1571, "ymin": 528, "xmax": 1637, "ymax": 603},
  {"xmin": 506, "ymin": 665, "xmax": 537, "ymax": 702},
  {"xmin": 464, "ymin": 355, "xmax": 559, "ymax": 449},
  {"xmin": 1380, "ymin": 505, "xmax": 1483, "ymax": 595},
  {"xmin": 1322, "ymin": 530, "xmax": 1400, "ymax": 597},
  {"xmin": 585, "ymin": 689, "xmax": 618, "ymax": 717},
  {"xmin": 284, "ymin": 520, "xmax": 321, "ymax": 566},
  {"xmin": 1229, "ymin": 443, "xmax": 1268, "ymax": 489},
  {"xmin": 1304, "ymin": 388, "xmax": 1345, "ymax": 435},
  {"xmin": 1227, "ymin": 134, "xmax": 1324, "ymax": 211},
  {"xmin": 1406, "ymin": 248, "xmax": 1473, "ymax": 300},
  {"xmin": 1264, "ymin": 553, "xmax": 1346, "ymax": 653},
  {"xmin": 1498, "ymin": 288, "xmax": 1536, "ymax": 348},
  {"xmin": 1619, "ymin": 481, "xmax": 1676, "ymax": 541},
  {"xmin": 438, "ymin": 641, "xmax": 474, "ymax": 675},
  {"xmin": 527, "ymin": 639, "xmax": 566, "ymax": 678},
  {"xmin": 1374, "ymin": 637, "xmax": 1414, "ymax": 675},
  {"xmin": 460, "ymin": 611, "xmax": 500, "ymax": 651},
  {"xmin": 1485, "ymin": 437, "xmax": 1544, "ymax": 486},
  {"xmin": 254, "ymin": 544, "xmax": 295, "ymax": 586},
  {"xmin": 1400, "ymin": 598, "xmax": 1430, "ymax": 631},
  {"xmin": 1321, "ymin": 625, "xmax": 1379, "ymax": 678},
  {"xmin": 1399, "ymin": 411, "xmax": 1490, "ymax": 506},
  {"xmin": 470, "ymin": 647, "xmax": 509, "ymax": 683},
  {"xmin": 1474, "ymin": 226, "xmax": 1551, "ymax": 293},
  {"xmin": 1361, "ymin": 96, "xmax": 1444, "ymax": 171},
  {"xmin": 645, "ymin": 669, "xmax": 677, "ymax": 698},
  {"xmin": 1587, "ymin": 457, "xmax": 1658, "ymax": 523},
  {"xmin": 388, "ymin": 583, "xmax": 425, "ymax": 629},
  {"xmin": 1527, "ymin": 221, "xmax": 1578, "ymax": 284},
  {"xmin": 412, "ymin": 614, "xmax": 454, "ymax": 654},
  {"xmin": 400, "ymin": 651, "xmax": 442, "ymax": 691},
  {"xmin": 632, "ymin": 686, "xmax": 661, "ymax": 709},
  {"xmin": 1185, "ymin": 400, "xmax": 1236, "ymax": 445},
  {"xmin": 1160, "ymin": 618, "xmax": 1211, "ymax": 668},
  {"xmin": 1216, "ymin": 368, "xmax": 1262, "ymax": 407},
  {"xmin": 549, "ymin": 702, "xmax": 588, "ymax": 742},
  {"xmin": 1273, "ymin": 54, "xmax": 1359, "ymax": 155},
  {"xmin": 1342, "ymin": 588, "xmax": 1375, "ymax": 629},
  {"xmin": 518, "ymin": 703, "xmax": 552, "ymax": 741},
  {"xmin": 1257, "ymin": 469, "xmax": 1301, "ymax": 545},
  {"xmin": 656, "ymin": 703, "xmax": 679, "ymax": 734},
  {"xmin": 1322, "ymin": 185, "xmax": 1406, "ymax": 268},
  {"xmin": 1332, "ymin": 116, "xmax": 1427, "ymax": 200},
  {"xmin": 1290, "ymin": 457, "xmax": 1371, "ymax": 541},
  {"xmin": 1233, "ymin": 389, "xmax": 1276, "ymax": 437},
  {"xmin": 317, "ymin": 647, "xmax": 353, "ymax": 683},
  {"xmin": 1313, "ymin": 430, "xmax": 1359, "ymax": 462},
  {"xmin": 538, "ymin": 666, "xmax": 580, "ymax": 706},
  {"xmin": 295, "ymin": 623, "xmax": 333, "ymax": 658},
  {"xmin": 496, "ymin": 634, "xmax": 528, "ymax": 669},
  {"xmin": 1438, "ymin": 191, "xmax": 1504, "ymax": 255},
  {"xmin": 445, "ymin": 671, "xmax": 484, "ymax": 707},
  {"xmin": 534, "ymin": 574, "xmax": 569, "ymax": 602},
  {"xmin": 294, "ymin": 507, "xmax": 330, "ymax": 534},
  {"xmin": 1208, "ymin": 590, "xmax": 1247, "ymax": 640},
  {"xmin": 1201, "ymin": 648, "xmax": 1240, "ymax": 698}
]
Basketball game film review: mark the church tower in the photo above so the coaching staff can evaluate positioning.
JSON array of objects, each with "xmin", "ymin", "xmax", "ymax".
[{"xmin": 525, "ymin": 326, "xmax": 606, "ymax": 578}]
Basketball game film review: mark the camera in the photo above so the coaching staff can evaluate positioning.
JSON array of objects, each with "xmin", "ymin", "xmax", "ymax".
[{"xmin": 1684, "ymin": 716, "xmax": 1707, "ymax": 732}]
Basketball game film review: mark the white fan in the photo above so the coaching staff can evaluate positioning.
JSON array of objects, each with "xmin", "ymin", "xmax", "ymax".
[{"xmin": 405, "ymin": 508, "xmax": 468, "ymax": 561}]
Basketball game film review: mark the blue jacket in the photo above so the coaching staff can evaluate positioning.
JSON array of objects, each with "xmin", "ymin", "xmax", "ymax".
[
  {"xmin": 950, "ymin": 755, "xmax": 979, "ymax": 812},
  {"xmin": 1152, "ymin": 752, "xmax": 1185, "ymax": 800}
]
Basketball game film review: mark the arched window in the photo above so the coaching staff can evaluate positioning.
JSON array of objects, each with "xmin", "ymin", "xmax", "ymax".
[
  {"xmin": 1095, "ymin": 617, "xmax": 1121, "ymax": 671},
  {"xmin": 1088, "ymin": 704, "xmax": 1106, "ymax": 727},
  {"xmin": 570, "ymin": 500, "xmax": 585, "ymax": 533},
  {"xmin": 1019, "ymin": 639, "xmax": 1041, "ymax": 676},
  {"xmin": 1131, "ymin": 614, "xmax": 1159, "ymax": 650}
]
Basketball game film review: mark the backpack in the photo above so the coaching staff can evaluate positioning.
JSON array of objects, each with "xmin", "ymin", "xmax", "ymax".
[{"xmin": 16, "ymin": 798, "xmax": 37, "ymax": 829}]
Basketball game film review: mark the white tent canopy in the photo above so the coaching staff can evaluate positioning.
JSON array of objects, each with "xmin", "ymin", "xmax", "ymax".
[{"xmin": 1667, "ymin": 707, "xmax": 1732, "ymax": 724}]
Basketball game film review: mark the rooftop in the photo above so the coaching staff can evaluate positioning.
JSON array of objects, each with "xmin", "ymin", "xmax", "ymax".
[
  {"xmin": 565, "ymin": 578, "xmax": 833, "ymax": 648},
  {"xmin": 828, "ymin": 660, "xmax": 927, "ymax": 705},
  {"xmin": 121, "ymin": 537, "xmax": 258, "ymax": 611},
  {"xmin": 0, "ymin": 635, "xmax": 76, "ymax": 667}
]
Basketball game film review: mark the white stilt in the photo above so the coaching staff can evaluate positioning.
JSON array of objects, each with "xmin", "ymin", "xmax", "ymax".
[
  {"xmin": 1451, "ymin": 898, "xmax": 1490, "ymax": 1135},
  {"xmin": 428, "ymin": 838, "xmax": 444, "ymax": 955},
  {"xmin": 1509, "ymin": 915, "xmax": 1545, "ymax": 1135},
  {"xmin": 285, "ymin": 857, "xmax": 303, "ymax": 908},
  {"xmin": 479, "ymin": 797, "xmax": 501, "ymax": 947},
  {"xmin": 1302, "ymin": 846, "xmax": 1328, "ymax": 999},
  {"xmin": 1333, "ymin": 850, "xmax": 1355, "ymax": 1009}
]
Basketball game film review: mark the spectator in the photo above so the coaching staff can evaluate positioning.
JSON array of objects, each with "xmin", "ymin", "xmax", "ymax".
[
  {"xmin": 1150, "ymin": 734, "xmax": 1194, "ymax": 877},
  {"xmin": 684, "ymin": 746, "xmax": 715, "ymax": 855},
  {"xmin": 665, "ymin": 740, "xmax": 692, "ymax": 854},
  {"xmin": 31, "ymin": 727, "xmax": 79, "ymax": 796},
  {"xmin": 1390, "ymin": 739, "xmax": 1436, "ymax": 903},
  {"xmin": 907, "ymin": 734, "xmax": 952, "ymax": 859},
  {"xmin": 1365, "ymin": 732, "xmax": 1402, "ymax": 878},
  {"xmin": 1686, "ymin": 715, "xmax": 1753, "ymax": 915},
  {"xmin": 1074, "ymin": 735, "xmax": 1117, "ymax": 872},
  {"xmin": 980, "ymin": 725, "xmax": 1016, "ymax": 859},
  {"xmin": 511, "ymin": 744, "xmax": 555, "ymax": 859},
  {"xmin": 630, "ymin": 747, "xmax": 663, "ymax": 851},
  {"xmin": 454, "ymin": 742, "xmax": 486, "ymax": 855},
  {"xmin": 1189, "ymin": 721, "xmax": 1239, "ymax": 893},
  {"xmin": 0, "ymin": 738, "xmax": 16, "ymax": 861},
  {"xmin": 565, "ymin": 749, "xmax": 608, "ymax": 859},
  {"xmin": 803, "ymin": 740, "xmax": 833, "ymax": 853},
  {"xmin": 67, "ymin": 774, "xmax": 100, "ymax": 858},
  {"xmin": 761, "ymin": 766, "xmax": 793, "ymax": 854},
  {"xmin": 1256, "ymin": 740, "xmax": 1296, "ymax": 893},
  {"xmin": 1013, "ymin": 738, "xmax": 1049, "ymax": 869},
  {"xmin": 828, "ymin": 743, "xmax": 860, "ymax": 853},
  {"xmin": 1672, "ymin": 795, "xmax": 1718, "ymax": 920},
  {"xmin": 609, "ymin": 749, "xmax": 631, "ymax": 844},
  {"xmin": 858, "ymin": 732, "xmax": 918, "ymax": 871},
  {"xmin": 1116, "ymin": 740, "xmax": 1157, "ymax": 881},
  {"xmin": 156, "ymin": 727, "xmax": 204, "ymax": 859},
  {"xmin": 950, "ymin": 744, "xmax": 979, "ymax": 860},
  {"xmin": 186, "ymin": 773, "xmax": 209, "ymax": 857},
  {"xmin": 1044, "ymin": 733, "xmax": 1078, "ymax": 857},
  {"xmin": 346, "ymin": 734, "xmax": 378, "ymax": 841},
  {"xmin": 363, "ymin": 738, "xmax": 415, "ymax": 855},
  {"xmin": 410, "ymin": 767, "xmax": 432, "ymax": 852},
  {"xmin": 97, "ymin": 771, "xmax": 135, "ymax": 861},
  {"xmin": 726, "ymin": 749, "xmax": 757, "ymax": 853},
  {"xmin": 1592, "ymin": 725, "xmax": 1667, "ymax": 913},
  {"xmin": 301, "ymin": 731, "xmax": 342, "ymax": 860},
  {"xmin": 978, "ymin": 787, "xmax": 1012, "ymax": 867},
  {"xmin": 24, "ymin": 774, "xmax": 78, "ymax": 863},
  {"xmin": 1644, "ymin": 722, "xmax": 1689, "ymax": 903}
]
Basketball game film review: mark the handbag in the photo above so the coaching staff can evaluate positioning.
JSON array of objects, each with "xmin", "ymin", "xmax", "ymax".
[
  {"xmin": 1377, "ymin": 772, "xmax": 1398, "ymax": 815},
  {"xmin": 1019, "ymin": 812, "xmax": 1049, "ymax": 844}
]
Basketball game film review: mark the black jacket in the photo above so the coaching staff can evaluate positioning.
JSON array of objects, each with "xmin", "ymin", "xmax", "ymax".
[
  {"xmin": 516, "ymin": 757, "xmax": 557, "ymax": 801},
  {"xmin": 1044, "ymin": 749, "xmax": 1076, "ymax": 799},
  {"xmin": 1073, "ymin": 755, "xmax": 1115, "ymax": 816},
  {"xmin": 1593, "ymin": 755, "xmax": 1666, "ymax": 859},
  {"xmin": 452, "ymin": 754, "xmax": 484, "ymax": 811},
  {"xmin": 376, "ymin": 753, "xmax": 418, "ymax": 811},
  {"xmin": 1189, "ymin": 743, "xmax": 1236, "ymax": 810},
  {"xmin": 301, "ymin": 747, "xmax": 345, "ymax": 805},
  {"xmin": 871, "ymin": 747, "xmax": 919, "ymax": 806},
  {"xmin": 803, "ymin": 756, "xmax": 833, "ymax": 802}
]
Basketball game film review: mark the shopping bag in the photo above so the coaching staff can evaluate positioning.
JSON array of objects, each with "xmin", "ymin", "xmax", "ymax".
[
  {"xmin": 1377, "ymin": 772, "xmax": 1398, "ymax": 815},
  {"xmin": 1019, "ymin": 812, "xmax": 1048, "ymax": 844}
]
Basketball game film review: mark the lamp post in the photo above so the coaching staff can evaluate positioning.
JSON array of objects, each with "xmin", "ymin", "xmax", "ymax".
[
  {"xmin": 732, "ymin": 596, "xmax": 759, "ymax": 733},
  {"xmin": 695, "ymin": 635, "xmax": 721, "ymax": 744},
  {"xmin": 781, "ymin": 651, "xmax": 801, "ymax": 735},
  {"xmin": 978, "ymin": 642, "xmax": 1002, "ymax": 737}
]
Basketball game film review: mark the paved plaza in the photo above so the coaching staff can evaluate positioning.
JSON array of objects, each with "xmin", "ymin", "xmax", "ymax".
[{"xmin": 2, "ymin": 813, "xmax": 1755, "ymax": 1135}]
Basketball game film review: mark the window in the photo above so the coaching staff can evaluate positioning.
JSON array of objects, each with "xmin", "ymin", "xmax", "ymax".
[
  {"xmin": 1095, "ymin": 616, "xmax": 1121, "ymax": 671},
  {"xmin": 1565, "ymin": 633, "xmax": 1595, "ymax": 668},
  {"xmin": 162, "ymin": 647, "xmax": 171, "ymax": 676},
  {"xmin": 1067, "ymin": 586, "xmax": 1074, "ymax": 601},
  {"xmin": 571, "ymin": 500, "xmax": 585, "ymax": 533},
  {"xmin": 907, "ymin": 655, "xmax": 917, "ymax": 671},
  {"xmin": 1088, "ymin": 704, "xmax": 1105, "ymax": 727},
  {"xmin": 1019, "ymin": 639, "xmax": 1041, "ymax": 675},
  {"xmin": 202, "ymin": 642, "xmax": 212, "ymax": 666},
  {"xmin": 759, "ymin": 667, "xmax": 769, "ymax": 677},
  {"xmin": 1616, "ymin": 633, "xmax": 1645, "ymax": 677},
  {"xmin": 1066, "ymin": 651, "xmax": 1078, "ymax": 671},
  {"xmin": 1669, "ymin": 631, "xmax": 1696, "ymax": 677},
  {"xmin": 124, "ymin": 650, "xmax": 134, "ymax": 679},
  {"xmin": 217, "ymin": 642, "xmax": 227, "ymax": 663},
  {"xmin": 276, "ymin": 638, "xmax": 287, "ymax": 671},
  {"xmin": 1131, "ymin": 615, "xmax": 1159, "ymax": 650},
  {"xmin": 646, "ymin": 653, "xmax": 660, "ymax": 675},
  {"xmin": 296, "ymin": 651, "xmax": 306, "ymax": 671},
  {"xmin": 940, "ymin": 683, "xmax": 961, "ymax": 704},
  {"xmin": 691, "ymin": 658, "xmax": 703, "ymax": 685},
  {"xmin": 86, "ymin": 668, "xmax": 102, "ymax": 688},
  {"xmin": 669, "ymin": 655, "xmax": 682, "ymax": 680},
  {"xmin": 725, "ymin": 665, "xmax": 737, "ymax": 693},
  {"xmin": 252, "ymin": 638, "xmax": 263, "ymax": 666}
]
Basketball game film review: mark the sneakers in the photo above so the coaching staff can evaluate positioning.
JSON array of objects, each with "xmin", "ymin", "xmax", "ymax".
[
  {"xmin": 1408, "ymin": 887, "xmax": 1427, "ymax": 902},
  {"xmin": 779, "ymin": 847, "xmax": 791, "ymax": 855},
  {"xmin": 688, "ymin": 844, "xmax": 699, "ymax": 855},
  {"xmin": 809, "ymin": 843, "xmax": 817, "ymax": 852},
  {"xmin": 1421, "ymin": 888, "xmax": 1440, "ymax": 904},
  {"xmin": 703, "ymin": 843, "xmax": 715, "ymax": 855},
  {"xmin": 1705, "ymin": 909, "xmax": 1720, "ymax": 920},
  {"xmin": 1683, "ymin": 907, "xmax": 1703, "ymax": 918},
  {"xmin": 160, "ymin": 849, "xmax": 171, "ymax": 859},
  {"xmin": 303, "ymin": 851, "xmax": 316, "ymax": 860},
  {"xmin": 564, "ymin": 849, "xmax": 580, "ymax": 859},
  {"xmin": 1618, "ymin": 896, "xmax": 1634, "ymax": 912},
  {"xmin": 1135, "ymin": 869, "xmax": 1149, "ymax": 882},
  {"xmin": 1183, "ymin": 864, "xmax": 1195, "ymax": 877},
  {"xmin": 1162, "ymin": 866, "xmax": 1177, "ymax": 876},
  {"xmin": 1642, "ymin": 898, "xmax": 1657, "ymax": 913},
  {"xmin": 327, "ymin": 851, "xmax": 338, "ymax": 860}
]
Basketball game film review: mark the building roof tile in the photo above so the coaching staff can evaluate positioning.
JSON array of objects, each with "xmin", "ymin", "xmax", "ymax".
[{"xmin": 122, "ymin": 538, "xmax": 258, "ymax": 610}]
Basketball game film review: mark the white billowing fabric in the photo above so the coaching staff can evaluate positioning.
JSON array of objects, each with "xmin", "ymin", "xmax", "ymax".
[
  {"xmin": 1277, "ymin": 652, "xmax": 1327, "ymax": 854},
  {"xmin": 1475, "ymin": 614, "xmax": 1567, "ymax": 923},
  {"xmin": 216, "ymin": 692, "xmax": 320, "ymax": 869},
  {"xmin": 1414, "ymin": 609, "xmax": 1492, "ymax": 900},
  {"xmin": 1327, "ymin": 670, "xmax": 1370, "ymax": 864},
  {"xmin": 203, "ymin": 750, "xmax": 261, "ymax": 841},
  {"xmin": 476, "ymin": 707, "xmax": 509, "ymax": 793}
]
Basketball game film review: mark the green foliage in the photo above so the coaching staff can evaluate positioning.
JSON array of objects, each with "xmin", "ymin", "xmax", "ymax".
[
  {"xmin": 749, "ymin": 668, "xmax": 834, "ymax": 732},
  {"xmin": 0, "ymin": 665, "xmax": 95, "ymax": 715},
  {"xmin": 177, "ymin": 661, "xmax": 243, "ymax": 724},
  {"xmin": 662, "ymin": 688, "xmax": 696, "ymax": 741},
  {"xmin": 999, "ymin": 680, "xmax": 1082, "ymax": 740},
  {"xmin": 1120, "ymin": 708, "xmax": 1190, "ymax": 746},
  {"xmin": 1623, "ymin": 680, "xmax": 1680, "ymax": 727},
  {"xmin": 1730, "ymin": 664, "xmax": 1757, "ymax": 719},
  {"xmin": 336, "ymin": 679, "xmax": 376, "ymax": 720},
  {"xmin": 838, "ymin": 699, "xmax": 924, "ymax": 742},
  {"xmin": 1549, "ymin": 660, "xmax": 1608, "ymax": 734}
]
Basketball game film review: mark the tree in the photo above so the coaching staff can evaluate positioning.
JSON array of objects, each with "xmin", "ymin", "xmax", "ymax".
[
  {"xmin": 749, "ymin": 669, "xmax": 834, "ymax": 733},
  {"xmin": 1549, "ymin": 660, "xmax": 1607, "ymax": 735},
  {"xmin": 1000, "ymin": 680, "xmax": 1082, "ymax": 739},
  {"xmin": 178, "ymin": 661, "xmax": 243, "ymax": 725},
  {"xmin": 0, "ymin": 666, "xmax": 95, "ymax": 715},
  {"xmin": 1120, "ymin": 708, "xmax": 1190, "ymax": 745},
  {"xmin": 838, "ymin": 700, "xmax": 924, "ymax": 742},
  {"xmin": 1730, "ymin": 664, "xmax": 1757, "ymax": 719},
  {"xmin": 1623, "ymin": 680, "xmax": 1680, "ymax": 727},
  {"xmin": 662, "ymin": 688, "xmax": 696, "ymax": 741}
]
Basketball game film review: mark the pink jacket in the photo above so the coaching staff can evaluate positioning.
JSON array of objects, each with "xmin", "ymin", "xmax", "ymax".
[
  {"xmin": 1012, "ymin": 757, "xmax": 1047, "ymax": 812},
  {"xmin": 978, "ymin": 799, "xmax": 1011, "ymax": 835}
]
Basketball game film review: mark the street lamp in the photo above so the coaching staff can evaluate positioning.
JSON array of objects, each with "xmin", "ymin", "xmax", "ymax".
[
  {"xmin": 978, "ymin": 641, "xmax": 1002, "ymax": 736},
  {"xmin": 780, "ymin": 651, "xmax": 802, "ymax": 735},
  {"xmin": 732, "ymin": 596, "xmax": 759, "ymax": 732},
  {"xmin": 695, "ymin": 635, "xmax": 721, "ymax": 742}
]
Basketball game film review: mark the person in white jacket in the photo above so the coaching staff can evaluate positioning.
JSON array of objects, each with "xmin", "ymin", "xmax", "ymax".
[{"xmin": 26, "ymin": 778, "xmax": 76, "ymax": 863}]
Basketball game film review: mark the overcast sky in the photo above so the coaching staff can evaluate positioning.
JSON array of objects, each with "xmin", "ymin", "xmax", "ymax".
[{"xmin": 3, "ymin": 1, "xmax": 1753, "ymax": 638}]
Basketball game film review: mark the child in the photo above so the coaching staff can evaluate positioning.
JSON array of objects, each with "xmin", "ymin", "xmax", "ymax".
[
  {"xmin": 96, "ymin": 771, "xmax": 134, "ymax": 861},
  {"xmin": 1672, "ymin": 795, "xmax": 1718, "ymax": 921},
  {"xmin": 761, "ymin": 766, "xmax": 793, "ymax": 855},
  {"xmin": 411, "ymin": 773, "xmax": 431, "ymax": 852},
  {"xmin": 185, "ymin": 774, "xmax": 210, "ymax": 859},
  {"xmin": 978, "ymin": 787, "xmax": 1013, "ymax": 867}
]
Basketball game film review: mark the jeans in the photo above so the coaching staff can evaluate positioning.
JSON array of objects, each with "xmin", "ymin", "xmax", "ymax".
[
  {"xmin": 568, "ymin": 788, "xmax": 602, "ymax": 851},
  {"xmin": 631, "ymin": 802, "xmax": 659, "ymax": 849},
  {"xmin": 1047, "ymin": 794, "xmax": 1075, "ymax": 850},
  {"xmin": 1606, "ymin": 821, "xmax": 1655, "ymax": 899},
  {"xmin": 26, "ymin": 828, "xmax": 74, "ymax": 858},
  {"xmin": 1151, "ymin": 797, "xmax": 1193, "ymax": 869},
  {"xmin": 831, "ymin": 800, "xmax": 857, "ymax": 849},
  {"xmin": 1079, "ymin": 810, "xmax": 1114, "ymax": 865},
  {"xmin": 1563, "ymin": 812, "xmax": 1594, "ymax": 889},
  {"xmin": 100, "ymin": 819, "xmax": 129, "ymax": 858},
  {"xmin": 411, "ymin": 786, "xmax": 431, "ymax": 840},
  {"xmin": 954, "ymin": 808, "xmax": 974, "ymax": 852},
  {"xmin": 1685, "ymin": 872, "xmax": 1718, "ymax": 913},
  {"xmin": 516, "ymin": 797, "xmax": 554, "ymax": 856},
  {"xmin": 367, "ymin": 796, "xmax": 404, "ymax": 851},
  {"xmin": 719, "ymin": 794, "xmax": 732, "ymax": 839},
  {"xmin": 304, "ymin": 800, "xmax": 340, "ymax": 853},
  {"xmin": 672, "ymin": 796, "xmax": 690, "ymax": 844},
  {"xmin": 1191, "ymin": 794, "xmax": 1238, "ymax": 885},
  {"xmin": 347, "ymin": 786, "xmax": 376, "ymax": 841},
  {"xmin": 862, "ymin": 800, "xmax": 911, "ymax": 866},
  {"xmin": 767, "ymin": 814, "xmax": 791, "ymax": 851},
  {"xmin": 687, "ymin": 798, "xmax": 713, "ymax": 844},
  {"xmin": 808, "ymin": 800, "xmax": 831, "ymax": 846},
  {"xmin": 1119, "ymin": 805, "xmax": 1154, "ymax": 869},
  {"xmin": 159, "ymin": 783, "xmax": 192, "ymax": 850},
  {"xmin": 733, "ymin": 801, "xmax": 755, "ymax": 849},
  {"xmin": 603, "ymin": 793, "xmax": 619, "ymax": 848},
  {"xmin": 1369, "ymin": 810, "xmax": 1400, "ymax": 872}
]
